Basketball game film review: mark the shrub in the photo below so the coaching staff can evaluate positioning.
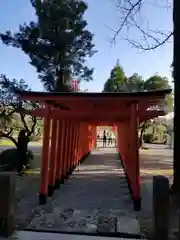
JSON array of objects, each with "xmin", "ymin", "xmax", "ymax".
[
  {"xmin": 0, "ymin": 148, "xmax": 34, "ymax": 171},
  {"xmin": 143, "ymin": 133, "xmax": 154, "ymax": 143}
]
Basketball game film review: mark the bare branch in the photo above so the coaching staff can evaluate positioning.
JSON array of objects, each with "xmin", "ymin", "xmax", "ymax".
[
  {"xmin": 112, "ymin": 0, "xmax": 143, "ymax": 43},
  {"xmin": 123, "ymin": 31, "xmax": 172, "ymax": 50},
  {"xmin": 111, "ymin": 0, "xmax": 172, "ymax": 50}
]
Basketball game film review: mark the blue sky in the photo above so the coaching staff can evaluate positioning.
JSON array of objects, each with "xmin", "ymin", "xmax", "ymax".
[{"xmin": 0, "ymin": 0, "xmax": 173, "ymax": 92}]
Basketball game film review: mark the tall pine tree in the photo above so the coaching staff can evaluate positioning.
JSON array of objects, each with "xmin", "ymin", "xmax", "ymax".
[
  {"xmin": 0, "ymin": 0, "xmax": 96, "ymax": 91},
  {"xmin": 103, "ymin": 60, "xmax": 128, "ymax": 92}
]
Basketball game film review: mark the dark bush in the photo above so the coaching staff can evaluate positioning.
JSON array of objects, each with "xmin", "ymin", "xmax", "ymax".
[
  {"xmin": 0, "ymin": 148, "xmax": 34, "ymax": 171},
  {"xmin": 143, "ymin": 133, "xmax": 154, "ymax": 143}
]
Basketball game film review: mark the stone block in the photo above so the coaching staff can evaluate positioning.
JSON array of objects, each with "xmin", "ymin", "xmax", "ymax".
[
  {"xmin": 153, "ymin": 175, "xmax": 169, "ymax": 240},
  {"xmin": 117, "ymin": 217, "xmax": 140, "ymax": 234},
  {"xmin": 0, "ymin": 172, "xmax": 15, "ymax": 237}
]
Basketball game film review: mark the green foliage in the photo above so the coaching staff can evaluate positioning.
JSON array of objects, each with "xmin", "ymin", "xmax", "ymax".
[
  {"xmin": 103, "ymin": 64, "xmax": 172, "ymax": 112},
  {"xmin": 0, "ymin": 75, "xmax": 39, "ymax": 145},
  {"xmin": 103, "ymin": 61, "xmax": 145, "ymax": 93},
  {"xmin": 103, "ymin": 60, "xmax": 127, "ymax": 92},
  {"xmin": 126, "ymin": 73, "xmax": 144, "ymax": 92},
  {"xmin": 103, "ymin": 64, "xmax": 172, "ymax": 147},
  {"xmin": 144, "ymin": 74, "xmax": 173, "ymax": 112},
  {"xmin": 144, "ymin": 75, "xmax": 170, "ymax": 90},
  {"xmin": 0, "ymin": 0, "xmax": 96, "ymax": 92},
  {"xmin": 0, "ymin": 148, "xmax": 34, "ymax": 171}
]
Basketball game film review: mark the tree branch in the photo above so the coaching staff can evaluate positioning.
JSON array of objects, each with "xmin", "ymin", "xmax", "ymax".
[
  {"xmin": 28, "ymin": 117, "xmax": 37, "ymax": 136},
  {"xmin": 113, "ymin": 0, "xmax": 143, "ymax": 43},
  {"xmin": 112, "ymin": 0, "xmax": 172, "ymax": 50},
  {"xmin": 123, "ymin": 32, "xmax": 173, "ymax": 50},
  {"xmin": 19, "ymin": 112, "xmax": 30, "ymax": 134}
]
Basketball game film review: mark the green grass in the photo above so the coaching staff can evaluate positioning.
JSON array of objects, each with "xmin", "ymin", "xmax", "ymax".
[
  {"xmin": 0, "ymin": 139, "xmax": 42, "ymax": 147},
  {"xmin": 0, "ymin": 139, "xmax": 15, "ymax": 146}
]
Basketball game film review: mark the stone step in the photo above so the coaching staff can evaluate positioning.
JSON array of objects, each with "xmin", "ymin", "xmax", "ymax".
[{"xmin": 5, "ymin": 230, "xmax": 146, "ymax": 240}]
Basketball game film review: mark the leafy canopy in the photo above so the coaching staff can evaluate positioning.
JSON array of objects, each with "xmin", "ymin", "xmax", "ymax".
[
  {"xmin": 103, "ymin": 61, "xmax": 173, "ymax": 112},
  {"xmin": 0, "ymin": 0, "xmax": 96, "ymax": 91},
  {"xmin": 103, "ymin": 60, "xmax": 127, "ymax": 92},
  {"xmin": 0, "ymin": 75, "xmax": 39, "ymax": 146}
]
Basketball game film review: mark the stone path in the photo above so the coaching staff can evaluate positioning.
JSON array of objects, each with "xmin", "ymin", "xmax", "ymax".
[
  {"xmin": 24, "ymin": 148, "xmax": 140, "ymax": 235},
  {"xmin": 4, "ymin": 230, "xmax": 144, "ymax": 240}
]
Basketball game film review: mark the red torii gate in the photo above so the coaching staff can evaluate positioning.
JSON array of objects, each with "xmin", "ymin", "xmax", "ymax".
[{"xmin": 17, "ymin": 89, "xmax": 171, "ymax": 210}]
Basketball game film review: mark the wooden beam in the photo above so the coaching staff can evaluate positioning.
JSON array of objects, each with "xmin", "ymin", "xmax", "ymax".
[{"xmin": 31, "ymin": 108, "xmax": 165, "ymax": 120}]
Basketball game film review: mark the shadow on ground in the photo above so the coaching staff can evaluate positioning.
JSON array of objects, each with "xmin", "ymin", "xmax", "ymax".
[{"xmin": 14, "ymin": 149, "xmax": 137, "ymax": 234}]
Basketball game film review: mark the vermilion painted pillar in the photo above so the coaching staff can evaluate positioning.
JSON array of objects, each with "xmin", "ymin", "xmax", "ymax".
[
  {"xmin": 61, "ymin": 120, "xmax": 68, "ymax": 183},
  {"xmin": 66, "ymin": 120, "xmax": 72, "ymax": 178},
  {"xmin": 67, "ymin": 121, "xmax": 73, "ymax": 174},
  {"xmin": 67, "ymin": 121, "xmax": 73, "ymax": 176},
  {"xmin": 88, "ymin": 125, "xmax": 92, "ymax": 151},
  {"xmin": 53, "ymin": 119, "xmax": 59, "ymax": 188},
  {"xmin": 75, "ymin": 123, "xmax": 80, "ymax": 166},
  {"xmin": 77, "ymin": 123, "xmax": 81, "ymax": 162},
  {"xmin": 39, "ymin": 105, "xmax": 51, "ymax": 205},
  {"xmin": 117, "ymin": 124, "xmax": 121, "ymax": 153},
  {"xmin": 55, "ymin": 120, "xmax": 63, "ymax": 189},
  {"xmin": 118, "ymin": 122, "xmax": 126, "ymax": 161},
  {"xmin": 72, "ymin": 122, "xmax": 77, "ymax": 171},
  {"xmin": 63, "ymin": 120, "xmax": 70, "ymax": 180},
  {"xmin": 91, "ymin": 125, "xmax": 96, "ymax": 148},
  {"xmin": 70, "ymin": 122, "xmax": 75, "ymax": 170},
  {"xmin": 81, "ymin": 124, "xmax": 87, "ymax": 157},
  {"xmin": 72, "ymin": 123, "xmax": 77, "ymax": 168},
  {"xmin": 123, "ymin": 121, "xmax": 129, "ymax": 172},
  {"xmin": 86, "ymin": 124, "xmax": 89, "ymax": 154},
  {"xmin": 130, "ymin": 103, "xmax": 141, "ymax": 210},
  {"xmin": 59, "ymin": 120, "xmax": 65, "ymax": 184},
  {"xmin": 77, "ymin": 123, "xmax": 82, "ymax": 162},
  {"xmin": 48, "ymin": 117, "xmax": 58, "ymax": 196}
]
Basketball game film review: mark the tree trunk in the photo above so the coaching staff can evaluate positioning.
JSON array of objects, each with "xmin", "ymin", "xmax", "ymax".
[
  {"xmin": 170, "ymin": 0, "xmax": 180, "ymax": 194},
  {"xmin": 139, "ymin": 124, "xmax": 146, "ymax": 148}
]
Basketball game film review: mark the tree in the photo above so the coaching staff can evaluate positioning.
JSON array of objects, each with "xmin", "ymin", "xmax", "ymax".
[
  {"xmin": 103, "ymin": 66, "xmax": 172, "ymax": 146},
  {"xmin": 145, "ymin": 74, "xmax": 173, "ymax": 110},
  {"xmin": 103, "ymin": 61, "xmax": 144, "ymax": 93},
  {"xmin": 110, "ymin": 0, "xmax": 179, "ymax": 194},
  {"xmin": 126, "ymin": 73, "xmax": 144, "ymax": 92},
  {"xmin": 103, "ymin": 60, "xmax": 128, "ymax": 92},
  {"xmin": 0, "ymin": 75, "xmax": 39, "ymax": 147},
  {"xmin": 0, "ymin": 0, "xmax": 96, "ymax": 92}
]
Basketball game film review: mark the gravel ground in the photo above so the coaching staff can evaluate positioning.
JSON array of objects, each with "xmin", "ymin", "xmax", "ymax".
[{"xmin": 138, "ymin": 145, "xmax": 173, "ymax": 238}]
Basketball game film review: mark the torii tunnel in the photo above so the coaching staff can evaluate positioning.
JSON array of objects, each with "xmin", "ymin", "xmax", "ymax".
[{"xmin": 17, "ymin": 89, "xmax": 171, "ymax": 210}]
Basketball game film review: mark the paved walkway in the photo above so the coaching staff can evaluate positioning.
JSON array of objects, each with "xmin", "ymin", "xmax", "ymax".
[
  {"xmin": 3, "ymin": 231, "xmax": 143, "ymax": 240},
  {"xmin": 22, "ymin": 148, "xmax": 140, "ymax": 235}
]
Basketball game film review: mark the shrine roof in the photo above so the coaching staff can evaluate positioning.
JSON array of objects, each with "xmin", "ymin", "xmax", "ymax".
[
  {"xmin": 16, "ymin": 89, "xmax": 171, "ymax": 100},
  {"xmin": 16, "ymin": 89, "xmax": 172, "ymax": 123}
]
